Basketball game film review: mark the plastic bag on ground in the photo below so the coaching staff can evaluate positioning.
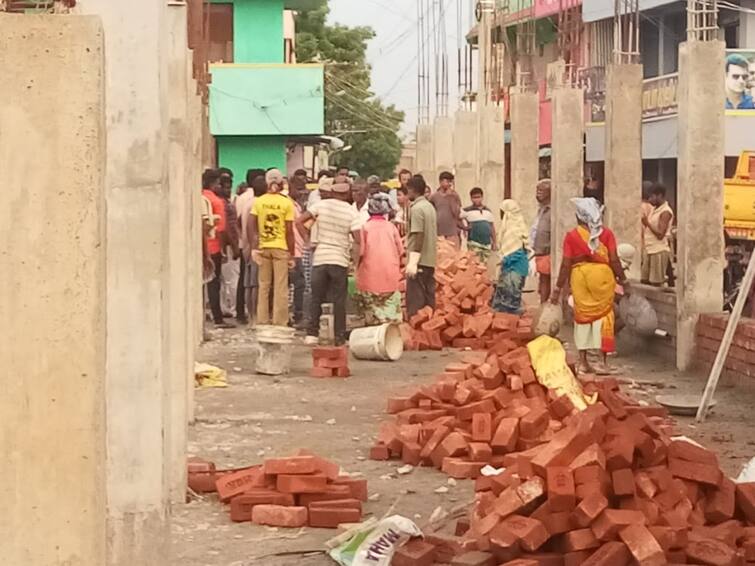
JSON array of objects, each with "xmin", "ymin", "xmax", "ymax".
[
  {"xmin": 194, "ymin": 362, "xmax": 228, "ymax": 388},
  {"xmin": 328, "ymin": 515, "xmax": 422, "ymax": 566},
  {"xmin": 527, "ymin": 335, "xmax": 596, "ymax": 411},
  {"xmin": 618, "ymin": 294, "xmax": 658, "ymax": 337},
  {"xmin": 737, "ymin": 457, "xmax": 755, "ymax": 482},
  {"xmin": 534, "ymin": 303, "xmax": 563, "ymax": 338}
]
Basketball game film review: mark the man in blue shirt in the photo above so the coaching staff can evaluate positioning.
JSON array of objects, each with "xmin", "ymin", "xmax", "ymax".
[{"xmin": 725, "ymin": 54, "xmax": 755, "ymax": 109}]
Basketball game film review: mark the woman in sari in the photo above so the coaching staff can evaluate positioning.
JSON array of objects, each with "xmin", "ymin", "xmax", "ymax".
[
  {"xmin": 551, "ymin": 198, "xmax": 628, "ymax": 374},
  {"xmin": 355, "ymin": 192, "xmax": 405, "ymax": 325},
  {"xmin": 491, "ymin": 200, "xmax": 530, "ymax": 314}
]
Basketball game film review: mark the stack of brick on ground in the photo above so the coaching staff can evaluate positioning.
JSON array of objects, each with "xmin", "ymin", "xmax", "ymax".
[
  {"xmin": 697, "ymin": 313, "xmax": 755, "ymax": 384},
  {"xmin": 402, "ymin": 241, "xmax": 533, "ymax": 351},
  {"xmin": 188, "ymin": 451, "xmax": 367, "ymax": 529},
  {"xmin": 311, "ymin": 345, "xmax": 351, "ymax": 378},
  {"xmin": 372, "ymin": 349, "xmax": 755, "ymax": 564}
]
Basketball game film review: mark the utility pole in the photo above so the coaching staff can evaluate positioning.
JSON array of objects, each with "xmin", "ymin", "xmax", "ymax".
[{"xmin": 475, "ymin": 0, "xmax": 494, "ymax": 107}]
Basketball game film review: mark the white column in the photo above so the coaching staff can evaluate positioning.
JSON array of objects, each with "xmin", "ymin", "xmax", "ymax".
[
  {"xmin": 416, "ymin": 123, "xmax": 435, "ymax": 182},
  {"xmin": 510, "ymin": 90, "xmax": 540, "ymax": 225},
  {"xmin": 454, "ymin": 109, "xmax": 479, "ymax": 204},
  {"xmin": 0, "ymin": 14, "xmax": 107, "ymax": 564},
  {"xmin": 478, "ymin": 104, "xmax": 506, "ymax": 210}
]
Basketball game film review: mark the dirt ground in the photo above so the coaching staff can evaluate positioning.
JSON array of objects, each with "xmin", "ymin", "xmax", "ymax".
[{"xmin": 172, "ymin": 327, "xmax": 755, "ymax": 566}]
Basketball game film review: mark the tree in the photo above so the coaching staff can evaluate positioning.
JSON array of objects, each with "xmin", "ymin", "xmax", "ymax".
[{"xmin": 296, "ymin": 3, "xmax": 404, "ymax": 179}]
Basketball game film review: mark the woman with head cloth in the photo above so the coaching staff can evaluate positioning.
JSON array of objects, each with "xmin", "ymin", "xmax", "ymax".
[
  {"xmin": 551, "ymin": 197, "xmax": 628, "ymax": 374},
  {"xmin": 354, "ymin": 192, "xmax": 405, "ymax": 325},
  {"xmin": 491, "ymin": 200, "xmax": 531, "ymax": 314}
]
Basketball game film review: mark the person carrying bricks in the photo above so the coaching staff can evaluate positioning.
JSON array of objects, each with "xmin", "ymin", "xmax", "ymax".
[
  {"xmin": 405, "ymin": 174, "xmax": 438, "ymax": 317},
  {"xmin": 249, "ymin": 169, "xmax": 296, "ymax": 327},
  {"xmin": 296, "ymin": 176, "xmax": 362, "ymax": 346}
]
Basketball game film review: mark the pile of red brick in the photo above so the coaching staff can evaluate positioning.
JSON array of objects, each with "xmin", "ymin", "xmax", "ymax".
[
  {"xmin": 402, "ymin": 243, "xmax": 532, "ymax": 351},
  {"xmin": 188, "ymin": 451, "xmax": 367, "ymax": 529},
  {"xmin": 310, "ymin": 345, "xmax": 351, "ymax": 378},
  {"xmin": 370, "ymin": 349, "xmax": 755, "ymax": 564}
]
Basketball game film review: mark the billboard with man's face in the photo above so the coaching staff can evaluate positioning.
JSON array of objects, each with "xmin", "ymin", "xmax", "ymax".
[{"xmin": 725, "ymin": 51, "xmax": 755, "ymax": 110}]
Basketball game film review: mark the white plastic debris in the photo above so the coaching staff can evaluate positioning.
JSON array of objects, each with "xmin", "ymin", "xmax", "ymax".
[
  {"xmin": 396, "ymin": 465, "xmax": 414, "ymax": 475},
  {"xmin": 328, "ymin": 515, "xmax": 422, "ymax": 566},
  {"xmin": 480, "ymin": 464, "xmax": 506, "ymax": 477},
  {"xmin": 737, "ymin": 457, "xmax": 755, "ymax": 483},
  {"xmin": 326, "ymin": 418, "xmax": 337, "ymax": 425}
]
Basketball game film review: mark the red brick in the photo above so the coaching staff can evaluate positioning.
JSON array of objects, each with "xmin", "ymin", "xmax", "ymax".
[
  {"xmin": 331, "ymin": 477, "xmax": 368, "ymax": 501},
  {"xmin": 706, "ymin": 477, "xmax": 736, "ymax": 524},
  {"xmin": 491, "ymin": 418, "xmax": 519, "ymax": 454},
  {"xmin": 542, "ymin": 511, "xmax": 573, "ymax": 536},
  {"xmin": 562, "ymin": 528, "xmax": 601, "ymax": 552},
  {"xmin": 308, "ymin": 498, "xmax": 361, "ymax": 511},
  {"xmin": 668, "ymin": 456, "xmax": 723, "ymax": 486},
  {"xmin": 736, "ymin": 482, "xmax": 755, "ymax": 523},
  {"xmin": 591, "ymin": 509, "xmax": 646, "ymax": 541},
  {"xmin": 263, "ymin": 456, "xmax": 317, "ymax": 476},
  {"xmin": 440, "ymin": 431, "xmax": 469, "ymax": 457},
  {"xmin": 489, "ymin": 522, "xmax": 522, "ymax": 562},
  {"xmin": 530, "ymin": 417, "xmax": 595, "ymax": 476},
  {"xmin": 502, "ymin": 514, "xmax": 550, "ymax": 551},
  {"xmin": 668, "ymin": 438, "xmax": 719, "ymax": 465},
  {"xmin": 634, "ymin": 471, "xmax": 658, "ymax": 499},
  {"xmin": 308, "ymin": 506, "xmax": 362, "ymax": 528},
  {"xmin": 251, "ymin": 504, "xmax": 308, "ymax": 527},
  {"xmin": 469, "ymin": 442, "xmax": 493, "ymax": 462},
  {"xmin": 581, "ymin": 541, "xmax": 631, "ymax": 566},
  {"xmin": 215, "ymin": 467, "xmax": 264, "ymax": 502},
  {"xmin": 369, "ymin": 444, "xmax": 390, "ymax": 460},
  {"xmin": 520, "ymin": 407, "xmax": 549, "ymax": 439},
  {"xmin": 617, "ymin": 524, "xmax": 665, "ymax": 565},
  {"xmin": 402, "ymin": 441, "xmax": 422, "ymax": 466},
  {"xmin": 611, "ymin": 469, "xmax": 635, "ymax": 497},
  {"xmin": 425, "ymin": 534, "xmax": 463, "ymax": 563},
  {"xmin": 575, "ymin": 481, "xmax": 608, "ymax": 502},
  {"xmin": 572, "ymin": 491, "xmax": 609, "ymax": 528},
  {"xmin": 442, "ymin": 457, "xmax": 485, "ymax": 479},
  {"xmin": 187, "ymin": 456, "xmax": 215, "ymax": 473},
  {"xmin": 686, "ymin": 538, "xmax": 738, "ymax": 566},
  {"xmin": 574, "ymin": 464, "xmax": 605, "ymax": 486},
  {"xmin": 297, "ymin": 484, "xmax": 352, "ymax": 506},
  {"xmin": 457, "ymin": 399, "xmax": 496, "ymax": 421},
  {"xmin": 276, "ymin": 473, "xmax": 327, "ymax": 494},
  {"xmin": 472, "ymin": 413, "xmax": 493, "ymax": 442},
  {"xmin": 188, "ymin": 471, "xmax": 218, "ymax": 493},
  {"xmin": 230, "ymin": 490, "xmax": 295, "ymax": 522},
  {"xmin": 547, "ymin": 467, "xmax": 576, "ymax": 512},
  {"xmin": 420, "ymin": 425, "xmax": 450, "ymax": 460},
  {"xmin": 392, "ymin": 539, "xmax": 436, "ymax": 566},
  {"xmin": 549, "ymin": 395, "xmax": 576, "ymax": 419},
  {"xmin": 604, "ymin": 437, "xmax": 634, "ymax": 471},
  {"xmin": 648, "ymin": 526, "xmax": 688, "ymax": 551},
  {"xmin": 387, "ymin": 396, "xmax": 415, "ymax": 414}
]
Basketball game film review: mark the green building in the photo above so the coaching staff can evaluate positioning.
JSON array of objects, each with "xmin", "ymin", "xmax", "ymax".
[{"xmin": 208, "ymin": 0, "xmax": 325, "ymax": 182}]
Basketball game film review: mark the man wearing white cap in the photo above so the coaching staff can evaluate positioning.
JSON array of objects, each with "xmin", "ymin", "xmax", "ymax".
[{"xmin": 296, "ymin": 176, "xmax": 362, "ymax": 345}]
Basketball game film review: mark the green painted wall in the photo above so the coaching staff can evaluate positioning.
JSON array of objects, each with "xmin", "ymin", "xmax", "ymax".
[
  {"xmin": 209, "ymin": 64, "xmax": 324, "ymax": 136},
  {"xmin": 211, "ymin": 0, "xmax": 284, "ymax": 63},
  {"xmin": 217, "ymin": 136, "xmax": 287, "ymax": 182}
]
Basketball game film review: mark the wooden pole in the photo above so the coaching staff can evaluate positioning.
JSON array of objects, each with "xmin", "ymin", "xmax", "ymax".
[{"xmin": 696, "ymin": 254, "xmax": 755, "ymax": 422}]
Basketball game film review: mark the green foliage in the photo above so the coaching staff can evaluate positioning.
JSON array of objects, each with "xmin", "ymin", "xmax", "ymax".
[{"xmin": 295, "ymin": 2, "xmax": 404, "ymax": 179}]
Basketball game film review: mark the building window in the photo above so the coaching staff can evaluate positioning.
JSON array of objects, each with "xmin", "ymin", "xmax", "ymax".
[
  {"xmin": 208, "ymin": 3, "xmax": 234, "ymax": 63},
  {"xmin": 641, "ymin": 18, "xmax": 660, "ymax": 78}
]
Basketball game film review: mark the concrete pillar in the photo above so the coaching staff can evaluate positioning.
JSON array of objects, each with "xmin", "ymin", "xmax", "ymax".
[
  {"xmin": 416, "ymin": 123, "xmax": 435, "ymax": 182},
  {"xmin": 454, "ymin": 110, "xmax": 479, "ymax": 202},
  {"xmin": 0, "ymin": 14, "xmax": 107, "ymax": 564},
  {"xmin": 550, "ymin": 86, "xmax": 585, "ymax": 273},
  {"xmin": 166, "ymin": 2, "xmax": 191, "ymax": 504},
  {"xmin": 74, "ymin": 0, "xmax": 171, "ymax": 563},
  {"xmin": 676, "ymin": 40, "xmax": 726, "ymax": 371},
  {"xmin": 433, "ymin": 115, "xmax": 454, "ymax": 188},
  {"xmin": 478, "ymin": 104, "xmax": 506, "ymax": 210},
  {"xmin": 509, "ymin": 91, "xmax": 540, "ymax": 225},
  {"xmin": 604, "ymin": 64, "xmax": 643, "ymax": 280}
]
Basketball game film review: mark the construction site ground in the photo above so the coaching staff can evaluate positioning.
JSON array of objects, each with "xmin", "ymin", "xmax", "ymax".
[{"xmin": 172, "ymin": 327, "xmax": 755, "ymax": 566}]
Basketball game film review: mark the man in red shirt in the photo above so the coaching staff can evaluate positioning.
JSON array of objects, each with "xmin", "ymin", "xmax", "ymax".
[{"xmin": 202, "ymin": 169, "xmax": 230, "ymax": 326}]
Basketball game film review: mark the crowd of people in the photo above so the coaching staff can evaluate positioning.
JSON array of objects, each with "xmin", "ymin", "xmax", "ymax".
[{"xmin": 201, "ymin": 164, "xmax": 675, "ymax": 374}]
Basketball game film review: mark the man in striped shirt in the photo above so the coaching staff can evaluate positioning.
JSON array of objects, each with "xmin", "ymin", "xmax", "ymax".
[{"xmin": 296, "ymin": 176, "xmax": 362, "ymax": 345}]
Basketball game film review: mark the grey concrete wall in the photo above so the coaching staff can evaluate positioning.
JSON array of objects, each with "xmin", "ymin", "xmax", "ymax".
[
  {"xmin": 510, "ymin": 91, "xmax": 540, "ymax": 226},
  {"xmin": 415, "ymin": 124, "xmax": 434, "ymax": 182},
  {"xmin": 454, "ymin": 110, "xmax": 479, "ymax": 202},
  {"xmin": 0, "ymin": 14, "xmax": 107, "ymax": 565},
  {"xmin": 74, "ymin": 0, "xmax": 172, "ymax": 562},
  {"xmin": 676, "ymin": 40, "xmax": 726, "ymax": 371},
  {"xmin": 478, "ymin": 105, "xmax": 506, "ymax": 211},
  {"xmin": 551, "ymin": 87, "xmax": 585, "ymax": 272},
  {"xmin": 604, "ymin": 64, "xmax": 643, "ymax": 279}
]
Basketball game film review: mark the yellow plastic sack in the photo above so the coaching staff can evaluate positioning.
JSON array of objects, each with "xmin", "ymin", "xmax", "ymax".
[
  {"xmin": 194, "ymin": 362, "xmax": 228, "ymax": 388},
  {"xmin": 526, "ymin": 336, "xmax": 596, "ymax": 410}
]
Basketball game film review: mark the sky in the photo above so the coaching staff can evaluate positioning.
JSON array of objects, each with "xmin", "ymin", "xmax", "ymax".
[{"xmin": 327, "ymin": 0, "xmax": 470, "ymax": 138}]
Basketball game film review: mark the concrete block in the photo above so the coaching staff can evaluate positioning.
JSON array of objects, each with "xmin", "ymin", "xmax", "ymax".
[{"xmin": 510, "ymin": 91, "xmax": 540, "ymax": 225}]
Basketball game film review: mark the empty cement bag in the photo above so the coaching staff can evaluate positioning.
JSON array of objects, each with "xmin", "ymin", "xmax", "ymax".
[
  {"xmin": 618, "ymin": 293, "xmax": 658, "ymax": 336},
  {"xmin": 533, "ymin": 302, "xmax": 563, "ymax": 338}
]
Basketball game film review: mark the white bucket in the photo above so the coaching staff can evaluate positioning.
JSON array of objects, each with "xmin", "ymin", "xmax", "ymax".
[
  {"xmin": 255, "ymin": 326, "xmax": 296, "ymax": 376},
  {"xmin": 349, "ymin": 323, "xmax": 404, "ymax": 361}
]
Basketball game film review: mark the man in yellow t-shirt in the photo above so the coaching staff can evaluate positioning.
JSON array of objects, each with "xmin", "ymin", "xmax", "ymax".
[{"xmin": 249, "ymin": 169, "xmax": 295, "ymax": 326}]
